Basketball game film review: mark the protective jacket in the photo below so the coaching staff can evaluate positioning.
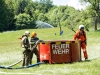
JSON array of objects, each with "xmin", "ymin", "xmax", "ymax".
[
  {"xmin": 30, "ymin": 37, "xmax": 39, "ymax": 48},
  {"xmin": 74, "ymin": 30, "xmax": 87, "ymax": 43},
  {"xmin": 21, "ymin": 35, "xmax": 30, "ymax": 49}
]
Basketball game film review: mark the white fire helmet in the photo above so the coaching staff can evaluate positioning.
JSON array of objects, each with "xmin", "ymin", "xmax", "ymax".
[
  {"xmin": 79, "ymin": 25, "xmax": 84, "ymax": 29},
  {"xmin": 24, "ymin": 31, "xmax": 30, "ymax": 35}
]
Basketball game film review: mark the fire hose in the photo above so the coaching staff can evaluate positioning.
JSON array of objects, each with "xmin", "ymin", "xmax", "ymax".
[
  {"xmin": 0, "ymin": 40, "xmax": 44, "ymax": 69},
  {"xmin": 5, "ymin": 59, "xmax": 22, "ymax": 68},
  {"xmin": 0, "ymin": 62, "xmax": 44, "ymax": 69}
]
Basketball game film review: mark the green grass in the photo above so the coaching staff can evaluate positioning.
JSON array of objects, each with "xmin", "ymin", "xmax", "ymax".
[{"xmin": 0, "ymin": 27, "xmax": 100, "ymax": 75}]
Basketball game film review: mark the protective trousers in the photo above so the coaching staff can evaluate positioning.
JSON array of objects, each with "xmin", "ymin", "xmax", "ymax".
[
  {"xmin": 29, "ymin": 48, "xmax": 39, "ymax": 64},
  {"xmin": 22, "ymin": 48, "xmax": 30, "ymax": 67},
  {"xmin": 81, "ymin": 42, "xmax": 88, "ymax": 59}
]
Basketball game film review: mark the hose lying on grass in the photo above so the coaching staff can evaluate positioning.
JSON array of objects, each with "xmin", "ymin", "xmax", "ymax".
[
  {"xmin": 6, "ymin": 59, "xmax": 22, "ymax": 68},
  {"xmin": 0, "ymin": 40, "xmax": 45, "ymax": 69},
  {"xmin": 0, "ymin": 62, "xmax": 44, "ymax": 69}
]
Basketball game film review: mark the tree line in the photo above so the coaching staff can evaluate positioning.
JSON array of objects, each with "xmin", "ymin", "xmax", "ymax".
[{"xmin": 0, "ymin": 0, "xmax": 100, "ymax": 32}]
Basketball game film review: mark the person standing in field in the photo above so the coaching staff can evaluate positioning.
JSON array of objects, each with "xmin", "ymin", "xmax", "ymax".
[
  {"xmin": 21, "ymin": 31, "xmax": 30, "ymax": 67},
  {"xmin": 29, "ymin": 32, "xmax": 40, "ymax": 65},
  {"xmin": 74, "ymin": 25, "xmax": 88, "ymax": 61}
]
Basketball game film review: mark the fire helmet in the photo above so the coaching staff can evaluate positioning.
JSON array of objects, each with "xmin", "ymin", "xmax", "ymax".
[
  {"xmin": 32, "ymin": 32, "xmax": 37, "ymax": 37},
  {"xmin": 79, "ymin": 25, "xmax": 84, "ymax": 29},
  {"xmin": 24, "ymin": 31, "xmax": 30, "ymax": 35}
]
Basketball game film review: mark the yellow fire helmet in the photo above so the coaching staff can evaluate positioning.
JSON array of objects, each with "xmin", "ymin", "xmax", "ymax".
[{"xmin": 32, "ymin": 32, "xmax": 37, "ymax": 37}]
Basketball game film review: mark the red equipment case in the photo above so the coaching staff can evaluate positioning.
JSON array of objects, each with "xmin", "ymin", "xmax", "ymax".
[{"xmin": 38, "ymin": 40, "xmax": 81, "ymax": 64}]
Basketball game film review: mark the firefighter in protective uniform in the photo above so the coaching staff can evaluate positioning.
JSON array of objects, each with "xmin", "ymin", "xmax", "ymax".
[
  {"xmin": 29, "ymin": 32, "xmax": 40, "ymax": 64},
  {"xmin": 74, "ymin": 25, "xmax": 88, "ymax": 61},
  {"xmin": 21, "ymin": 31, "xmax": 30, "ymax": 67}
]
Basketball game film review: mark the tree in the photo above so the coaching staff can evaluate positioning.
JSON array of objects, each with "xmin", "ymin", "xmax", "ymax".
[
  {"xmin": 16, "ymin": 0, "xmax": 30, "ymax": 14},
  {"xmin": 80, "ymin": 0, "xmax": 100, "ymax": 30},
  {"xmin": 65, "ymin": 12, "xmax": 81, "ymax": 33},
  {"xmin": 34, "ymin": 0, "xmax": 53, "ymax": 13},
  {"xmin": 5, "ymin": 0, "xmax": 16, "ymax": 30},
  {"xmin": 79, "ymin": 10, "xmax": 91, "ymax": 31},
  {"xmin": 0, "ymin": 0, "xmax": 9, "ymax": 32},
  {"xmin": 14, "ymin": 13, "xmax": 35, "ymax": 30},
  {"xmin": 37, "ymin": 13, "xmax": 48, "ymax": 22},
  {"xmin": 24, "ymin": 2, "xmax": 35, "ymax": 16}
]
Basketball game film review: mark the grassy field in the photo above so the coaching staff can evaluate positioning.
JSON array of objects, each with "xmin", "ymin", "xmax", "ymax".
[{"xmin": 0, "ymin": 27, "xmax": 100, "ymax": 75}]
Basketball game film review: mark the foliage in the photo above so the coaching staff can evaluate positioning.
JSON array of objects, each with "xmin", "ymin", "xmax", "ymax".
[
  {"xmin": 14, "ymin": 13, "xmax": 35, "ymax": 30},
  {"xmin": 80, "ymin": 0, "xmax": 100, "ymax": 30},
  {"xmin": 0, "ymin": 0, "xmax": 8, "ymax": 31},
  {"xmin": 15, "ymin": 0, "xmax": 32, "ymax": 14},
  {"xmin": 46, "ymin": 5, "xmax": 78, "ymax": 28},
  {"xmin": 0, "ymin": 0, "xmax": 100, "ymax": 32},
  {"xmin": 79, "ymin": 10, "xmax": 92, "ymax": 31},
  {"xmin": 65, "ymin": 11, "xmax": 81, "ymax": 32},
  {"xmin": 34, "ymin": 0, "xmax": 53, "ymax": 13},
  {"xmin": 37, "ymin": 13, "xmax": 49, "ymax": 22},
  {"xmin": 5, "ymin": 0, "xmax": 16, "ymax": 30}
]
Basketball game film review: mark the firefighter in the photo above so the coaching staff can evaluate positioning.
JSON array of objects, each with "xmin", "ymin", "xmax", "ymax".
[
  {"xmin": 21, "ymin": 31, "xmax": 30, "ymax": 67},
  {"xmin": 29, "ymin": 32, "xmax": 40, "ymax": 65},
  {"xmin": 74, "ymin": 25, "xmax": 88, "ymax": 61}
]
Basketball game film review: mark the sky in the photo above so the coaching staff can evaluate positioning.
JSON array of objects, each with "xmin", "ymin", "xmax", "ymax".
[{"xmin": 52, "ymin": 0, "xmax": 86, "ymax": 10}]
